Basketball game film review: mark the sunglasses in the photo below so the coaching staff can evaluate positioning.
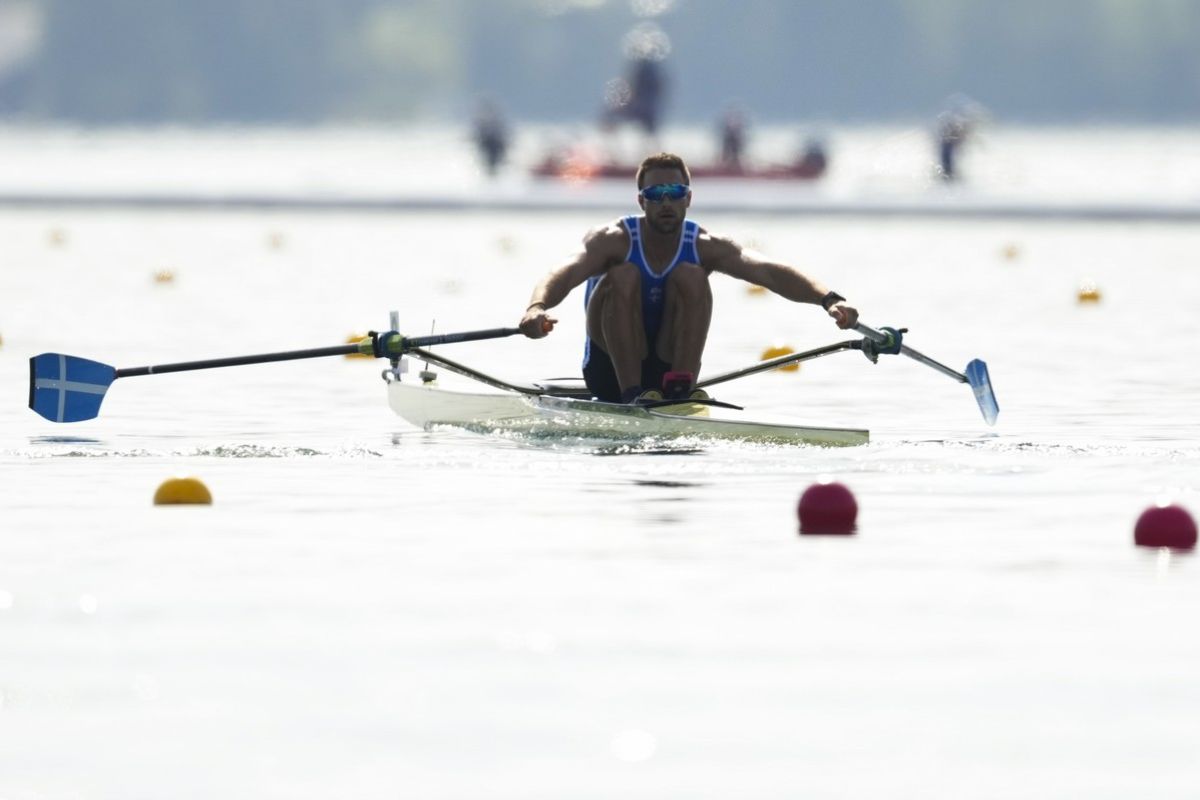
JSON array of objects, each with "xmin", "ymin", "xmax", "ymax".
[{"xmin": 639, "ymin": 183, "xmax": 691, "ymax": 203}]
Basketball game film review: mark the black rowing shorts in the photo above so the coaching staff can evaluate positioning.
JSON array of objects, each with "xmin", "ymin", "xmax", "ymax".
[{"xmin": 582, "ymin": 343, "xmax": 671, "ymax": 403}]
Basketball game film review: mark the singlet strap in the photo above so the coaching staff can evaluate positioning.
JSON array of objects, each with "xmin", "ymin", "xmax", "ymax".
[
  {"xmin": 623, "ymin": 215, "xmax": 641, "ymax": 262},
  {"xmin": 679, "ymin": 220, "xmax": 701, "ymax": 267}
]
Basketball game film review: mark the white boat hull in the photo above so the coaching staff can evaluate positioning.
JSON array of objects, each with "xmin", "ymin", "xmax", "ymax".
[{"xmin": 388, "ymin": 381, "xmax": 868, "ymax": 447}]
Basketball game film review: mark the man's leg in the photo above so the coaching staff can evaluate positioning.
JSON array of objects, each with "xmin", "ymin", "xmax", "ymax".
[
  {"xmin": 656, "ymin": 263, "xmax": 712, "ymax": 380},
  {"xmin": 586, "ymin": 263, "xmax": 647, "ymax": 396}
]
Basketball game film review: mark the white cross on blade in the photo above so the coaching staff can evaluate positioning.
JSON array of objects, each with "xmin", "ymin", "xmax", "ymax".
[{"xmin": 35, "ymin": 355, "xmax": 108, "ymax": 422}]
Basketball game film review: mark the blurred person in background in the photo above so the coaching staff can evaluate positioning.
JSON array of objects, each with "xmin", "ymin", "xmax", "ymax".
[
  {"xmin": 602, "ymin": 53, "xmax": 666, "ymax": 142},
  {"xmin": 473, "ymin": 98, "xmax": 510, "ymax": 177},
  {"xmin": 717, "ymin": 104, "xmax": 747, "ymax": 168},
  {"xmin": 798, "ymin": 135, "xmax": 828, "ymax": 176},
  {"xmin": 935, "ymin": 94, "xmax": 986, "ymax": 182},
  {"xmin": 517, "ymin": 153, "xmax": 858, "ymax": 404}
]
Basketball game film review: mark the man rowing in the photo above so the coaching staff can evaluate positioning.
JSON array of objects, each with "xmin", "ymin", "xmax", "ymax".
[{"xmin": 518, "ymin": 152, "xmax": 859, "ymax": 404}]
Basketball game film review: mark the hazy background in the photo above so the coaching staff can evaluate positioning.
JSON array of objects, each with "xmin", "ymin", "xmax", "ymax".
[{"xmin": 2, "ymin": 0, "xmax": 1199, "ymax": 126}]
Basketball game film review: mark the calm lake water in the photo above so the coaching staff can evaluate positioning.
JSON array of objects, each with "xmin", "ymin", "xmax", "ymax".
[{"xmin": 2, "ymin": 127, "xmax": 1199, "ymax": 799}]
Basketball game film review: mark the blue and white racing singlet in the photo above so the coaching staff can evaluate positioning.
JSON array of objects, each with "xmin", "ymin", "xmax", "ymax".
[{"xmin": 582, "ymin": 215, "xmax": 701, "ymax": 367}]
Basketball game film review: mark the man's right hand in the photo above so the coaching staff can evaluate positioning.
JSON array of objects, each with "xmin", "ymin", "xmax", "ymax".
[{"xmin": 519, "ymin": 310, "xmax": 557, "ymax": 339}]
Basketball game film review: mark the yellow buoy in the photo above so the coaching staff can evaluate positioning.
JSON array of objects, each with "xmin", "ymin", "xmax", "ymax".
[
  {"xmin": 344, "ymin": 333, "xmax": 372, "ymax": 359},
  {"xmin": 153, "ymin": 269, "xmax": 176, "ymax": 284},
  {"xmin": 153, "ymin": 477, "xmax": 212, "ymax": 505},
  {"xmin": 1001, "ymin": 243, "xmax": 1021, "ymax": 261},
  {"xmin": 1077, "ymin": 280, "xmax": 1102, "ymax": 304},
  {"xmin": 760, "ymin": 344, "xmax": 800, "ymax": 372},
  {"xmin": 47, "ymin": 228, "xmax": 68, "ymax": 247},
  {"xmin": 267, "ymin": 232, "xmax": 286, "ymax": 250},
  {"xmin": 746, "ymin": 284, "xmax": 768, "ymax": 296}
]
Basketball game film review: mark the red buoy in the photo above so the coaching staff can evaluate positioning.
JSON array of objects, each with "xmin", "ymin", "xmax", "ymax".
[
  {"xmin": 798, "ymin": 481, "xmax": 858, "ymax": 535},
  {"xmin": 1134, "ymin": 504, "xmax": 1197, "ymax": 549}
]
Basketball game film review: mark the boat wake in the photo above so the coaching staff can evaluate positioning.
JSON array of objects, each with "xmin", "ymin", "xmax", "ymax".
[{"xmin": 435, "ymin": 421, "xmax": 839, "ymax": 456}]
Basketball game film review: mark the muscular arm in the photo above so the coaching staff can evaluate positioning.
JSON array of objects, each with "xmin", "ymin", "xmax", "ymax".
[
  {"xmin": 519, "ymin": 221, "xmax": 627, "ymax": 338},
  {"xmin": 700, "ymin": 233, "xmax": 859, "ymax": 328}
]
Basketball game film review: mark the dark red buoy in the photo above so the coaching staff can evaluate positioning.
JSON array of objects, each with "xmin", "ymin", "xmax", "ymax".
[
  {"xmin": 798, "ymin": 481, "xmax": 858, "ymax": 535},
  {"xmin": 1134, "ymin": 504, "xmax": 1197, "ymax": 549}
]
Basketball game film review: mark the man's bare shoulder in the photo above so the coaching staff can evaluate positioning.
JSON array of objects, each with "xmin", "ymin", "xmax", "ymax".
[
  {"xmin": 581, "ymin": 218, "xmax": 631, "ymax": 257},
  {"xmin": 696, "ymin": 229, "xmax": 743, "ymax": 267},
  {"xmin": 582, "ymin": 218, "xmax": 630, "ymax": 244}
]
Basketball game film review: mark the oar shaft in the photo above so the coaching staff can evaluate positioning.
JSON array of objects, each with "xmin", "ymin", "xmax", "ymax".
[
  {"xmin": 697, "ymin": 340, "xmax": 862, "ymax": 390},
  {"xmin": 854, "ymin": 324, "xmax": 966, "ymax": 383},
  {"xmin": 113, "ymin": 326, "xmax": 523, "ymax": 379},
  {"xmin": 116, "ymin": 344, "xmax": 360, "ymax": 378},
  {"xmin": 896, "ymin": 347, "xmax": 966, "ymax": 382}
]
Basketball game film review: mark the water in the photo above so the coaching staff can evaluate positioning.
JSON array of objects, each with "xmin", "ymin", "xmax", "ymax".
[{"xmin": 2, "ymin": 127, "xmax": 1200, "ymax": 799}]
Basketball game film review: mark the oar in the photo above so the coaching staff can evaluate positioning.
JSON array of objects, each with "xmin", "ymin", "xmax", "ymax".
[
  {"xmin": 696, "ymin": 339, "xmax": 865, "ymax": 389},
  {"xmin": 29, "ymin": 327, "xmax": 521, "ymax": 423},
  {"xmin": 854, "ymin": 323, "xmax": 999, "ymax": 425}
]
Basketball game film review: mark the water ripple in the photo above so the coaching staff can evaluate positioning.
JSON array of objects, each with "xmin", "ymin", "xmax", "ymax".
[{"xmin": 10, "ymin": 444, "xmax": 384, "ymax": 459}]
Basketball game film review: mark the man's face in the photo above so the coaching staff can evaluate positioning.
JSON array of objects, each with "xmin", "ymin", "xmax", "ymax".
[{"xmin": 638, "ymin": 167, "xmax": 691, "ymax": 235}]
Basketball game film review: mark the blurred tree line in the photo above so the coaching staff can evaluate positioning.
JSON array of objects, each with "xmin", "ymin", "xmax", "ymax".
[{"xmin": 1, "ymin": 0, "xmax": 1198, "ymax": 124}]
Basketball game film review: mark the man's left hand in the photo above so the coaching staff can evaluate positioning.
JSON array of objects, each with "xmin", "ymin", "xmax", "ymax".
[{"xmin": 828, "ymin": 303, "xmax": 858, "ymax": 330}]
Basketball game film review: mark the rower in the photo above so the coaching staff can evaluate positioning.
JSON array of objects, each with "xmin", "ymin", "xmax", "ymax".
[{"xmin": 517, "ymin": 152, "xmax": 859, "ymax": 404}]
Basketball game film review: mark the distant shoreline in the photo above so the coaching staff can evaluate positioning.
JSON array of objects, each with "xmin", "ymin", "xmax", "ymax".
[{"xmin": 3, "ymin": 190, "xmax": 1198, "ymax": 222}]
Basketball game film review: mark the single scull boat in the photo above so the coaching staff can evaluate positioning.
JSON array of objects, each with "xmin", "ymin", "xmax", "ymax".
[{"xmin": 387, "ymin": 378, "xmax": 870, "ymax": 446}]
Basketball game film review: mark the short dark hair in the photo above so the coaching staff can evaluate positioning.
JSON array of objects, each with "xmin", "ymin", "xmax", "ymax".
[{"xmin": 636, "ymin": 153, "xmax": 690, "ymax": 188}]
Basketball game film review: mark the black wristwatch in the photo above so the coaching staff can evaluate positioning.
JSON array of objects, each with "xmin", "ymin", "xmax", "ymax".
[{"xmin": 820, "ymin": 291, "xmax": 846, "ymax": 311}]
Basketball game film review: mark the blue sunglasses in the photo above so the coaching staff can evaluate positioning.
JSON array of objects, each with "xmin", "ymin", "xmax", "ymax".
[{"xmin": 639, "ymin": 182, "xmax": 691, "ymax": 203}]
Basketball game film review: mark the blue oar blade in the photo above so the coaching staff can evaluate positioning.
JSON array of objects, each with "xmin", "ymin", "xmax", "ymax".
[
  {"xmin": 29, "ymin": 354, "xmax": 116, "ymax": 422},
  {"xmin": 965, "ymin": 358, "xmax": 999, "ymax": 426}
]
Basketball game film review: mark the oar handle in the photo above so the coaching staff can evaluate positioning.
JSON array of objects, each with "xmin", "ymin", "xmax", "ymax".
[
  {"xmin": 399, "ymin": 327, "xmax": 521, "ymax": 350},
  {"xmin": 854, "ymin": 323, "xmax": 967, "ymax": 383}
]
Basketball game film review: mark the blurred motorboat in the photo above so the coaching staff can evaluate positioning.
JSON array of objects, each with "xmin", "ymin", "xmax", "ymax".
[{"xmin": 530, "ymin": 147, "xmax": 827, "ymax": 182}]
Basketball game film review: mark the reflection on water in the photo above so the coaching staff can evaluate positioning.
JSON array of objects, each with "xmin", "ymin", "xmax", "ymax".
[
  {"xmin": 28, "ymin": 435, "xmax": 102, "ymax": 445},
  {"xmin": 632, "ymin": 479, "xmax": 705, "ymax": 489},
  {"xmin": 587, "ymin": 442, "xmax": 705, "ymax": 456}
]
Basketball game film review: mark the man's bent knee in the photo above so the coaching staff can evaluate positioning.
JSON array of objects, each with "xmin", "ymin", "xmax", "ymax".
[
  {"xmin": 587, "ymin": 262, "xmax": 644, "ymax": 342},
  {"xmin": 666, "ymin": 262, "xmax": 711, "ymax": 299},
  {"xmin": 605, "ymin": 262, "xmax": 642, "ymax": 296}
]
